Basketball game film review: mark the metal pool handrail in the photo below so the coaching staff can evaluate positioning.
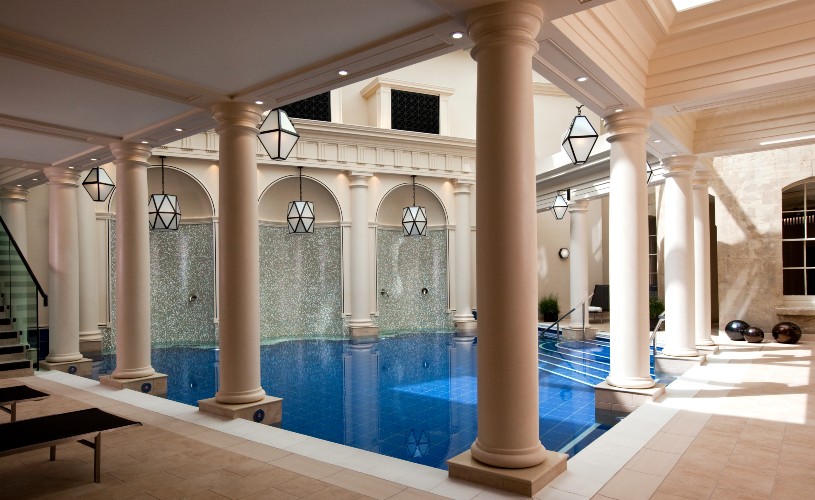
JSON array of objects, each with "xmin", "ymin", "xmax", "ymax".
[
  {"xmin": 650, "ymin": 311, "xmax": 665, "ymax": 358},
  {"xmin": 540, "ymin": 293, "xmax": 594, "ymax": 341}
]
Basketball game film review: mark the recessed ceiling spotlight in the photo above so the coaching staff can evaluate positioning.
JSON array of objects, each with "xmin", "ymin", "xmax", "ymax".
[
  {"xmin": 614, "ymin": 108, "xmax": 623, "ymax": 113},
  {"xmin": 653, "ymin": 139, "xmax": 662, "ymax": 143},
  {"xmin": 576, "ymin": 76, "xmax": 589, "ymax": 82},
  {"xmin": 68, "ymin": 166, "xmax": 75, "ymax": 169},
  {"xmin": 16, "ymin": 184, "xmax": 22, "ymax": 187},
  {"xmin": 254, "ymin": 100, "xmax": 264, "ymax": 105},
  {"xmin": 90, "ymin": 158, "xmax": 98, "ymax": 161},
  {"xmin": 175, "ymin": 128, "xmax": 183, "ymax": 132},
  {"xmin": 338, "ymin": 70, "xmax": 348, "ymax": 76},
  {"xmin": 671, "ymin": 154, "xmax": 677, "ymax": 157},
  {"xmin": 450, "ymin": 32, "xmax": 464, "ymax": 39},
  {"xmin": 32, "ymin": 178, "xmax": 38, "ymax": 181},
  {"xmin": 141, "ymin": 140, "xmax": 149, "ymax": 144}
]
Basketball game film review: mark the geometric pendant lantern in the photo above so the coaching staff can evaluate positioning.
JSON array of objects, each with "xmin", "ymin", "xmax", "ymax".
[
  {"xmin": 258, "ymin": 108, "xmax": 300, "ymax": 161},
  {"xmin": 646, "ymin": 162, "xmax": 654, "ymax": 185},
  {"xmin": 552, "ymin": 189, "xmax": 570, "ymax": 220},
  {"xmin": 287, "ymin": 167, "xmax": 314, "ymax": 234},
  {"xmin": 148, "ymin": 156, "xmax": 181, "ymax": 231},
  {"xmin": 403, "ymin": 176, "xmax": 427, "ymax": 236},
  {"xmin": 561, "ymin": 105, "xmax": 599, "ymax": 165},
  {"xmin": 82, "ymin": 166, "xmax": 116, "ymax": 202}
]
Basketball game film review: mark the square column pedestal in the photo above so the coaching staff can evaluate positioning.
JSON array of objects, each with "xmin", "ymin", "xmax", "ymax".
[
  {"xmin": 198, "ymin": 396, "xmax": 282, "ymax": 425},
  {"xmin": 654, "ymin": 353, "xmax": 707, "ymax": 376},
  {"xmin": 39, "ymin": 358, "xmax": 93, "ymax": 377},
  {"xmin": 455, "ymin": 320, "xmax": 477, "ymax": 335},
  {"xmin": 595, "ymin": 382, "xmax": 666, "ymax": 424},
  {"xmin": 560, "ymin": 326, "xmax": 597, "ymax": 341},
  {"xmin": 79, "ymin": 339, "xmax": 102, "ymax": 361},
  {"xmin": 348, "ymin": 325, "xmax": 379, "ymax": 341},
  {"xmin": 99, "ymin": 373, "xmax": 168, "ymax": 397},
  {"xmin": 697, "ymin": 344, "xmax": 720, "ymax": 355},
  {"xmin": 448, "ymin": 450, "xmax": 567, "ymax": 497}
]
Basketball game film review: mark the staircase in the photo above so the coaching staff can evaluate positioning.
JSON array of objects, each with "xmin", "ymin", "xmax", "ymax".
[
  {"xmin": 538, "ymin": 334, "xmax": 665, "ymax": 386},
  {"xmin": 0, "ymin": 301, "xmax": 33, "ymax": 378}
]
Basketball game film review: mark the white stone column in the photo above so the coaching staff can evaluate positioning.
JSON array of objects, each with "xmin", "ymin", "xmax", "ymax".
[
  {"xmin": 453, "ymin": 180, "xmax": 475, "ymax": 328},
  {"xmin": 109, "ymin": 142, "xmax": 156, "ymax": 379},
  {"xmin": 568, "ymin": 199, "xmax": 590, "ymax": 328},
  {"xmin": 694, "ymin": 170, "xmax": 715, "ymax": 346},
  {"xmin": 466, "ymin": 1, "xmax": 546, "ymax": 469},
  {"xmin": 78, "ymin": 185, "xmax": 102, "ymax": 351},
  {"xmin": 348, "ymin": 172, "xmax": 378, "ymax": 335},
  {"xmin": 0, "ymin": 187, "xmax": 29, "ymax": 256},
  {"xmin": 661, "ymin": 156, "xmax": 698, "ymax": 357},
  {"xmin": 604, "ymin": 111, "xmax": 655, "ymax": 389},
  {"xmin": 42, "ymin": 167, "xmax": 83, "ymax": 364},
  {"xmin": 211, "ymin": 101, "xmax": 265, "ymax": 404}
]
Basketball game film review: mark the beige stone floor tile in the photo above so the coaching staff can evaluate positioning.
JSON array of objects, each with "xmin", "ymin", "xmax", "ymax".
[
  {"xmin": 270, "ymin": 452, "xmax": 346, "ymax": 479},
  {"xmin": 715, "ymin": 464, "xmax": 775, "ymax": 497},
  {"xmin": 736, "ymin": 431, "xmax": 784, "ymax": 451},
  {"xmin": 624, "ymin": 448, "xmax": 681, "ymax": 476},
  {"xmin": 661, "ymin": 416, "xmax": 709, "ymax": 437},
  {"xmin": 676, "ymin": 444, "xmax": 732, "ymax": 473},
  {"xmin": 691, "ymin": 429, "xmax": 740, "ymax": 452},
  {"xmin": 324, "ymin": 469, "xmax": 407, "ymax": 499},
  {"xmin": 388, "ymin": 487, "xmax": 449, "ymax": 500},
  {"xmin": 228, "ymin": 439, "xmax": 290, "ymax": 463},
  {"xmin": 192, "ymin": 428, "xmax": 249, "ymax": 448},
  {"xmin": 656, "ymin": 466, "xmax": 720, "ymax": 499},
  {"xmin": 649, "ymin": 493, "xmax": 690, "ymax": 500},
  {"xmin": 771, "ymin": 480, "xmax": 815, "ymax": 500},
  {"xmin": 209, "ymin": 469, "xmax": 282, "ymax": 499},
  {"xmin": 727, "ymin": 443, "xmax": 780, "ymax": 470},
  {"xmin": 241, "ymin": 488, "xmax": 299, "ymax": 500},
  {"xmin": 276, "ymin": 475, "xmax": 331, "ymax": 497},
  {"xmin": 596, "ymin": 469, "xmax": 664, "ymax": 500},
  {"xmin": 184, "ymin": 491, "xmax": 229, "ymax": 499},
  {"xmin": 709, "ymin": 487, "xmax": 769, "ymax": 499},
  {"xmin": 644, "ymin": 432, "xmax": 695, "ymax": 454}
]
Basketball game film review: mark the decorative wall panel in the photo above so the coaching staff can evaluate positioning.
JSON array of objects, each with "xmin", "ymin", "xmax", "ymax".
[{"xmin": 376, "ymin": 229, "xmax": 453, "ymax": 334}]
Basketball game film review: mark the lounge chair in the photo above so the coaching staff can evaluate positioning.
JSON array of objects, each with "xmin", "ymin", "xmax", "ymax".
[
  {"xmin": 0, "ymin": 385, "xmax": 49, "ymax": 422},
  {"xmin": 0, "ymin": 407, "xmax": 141, "ymax": 483}
]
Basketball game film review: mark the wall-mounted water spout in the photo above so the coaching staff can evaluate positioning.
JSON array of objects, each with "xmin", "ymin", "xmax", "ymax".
[
  {"xmin": 380, "ymin": 288, "xmax": 389, "ymax": 298},
  {"xmin": 421, "ymin": 287, "xmax": 429, "ymax": 296}
]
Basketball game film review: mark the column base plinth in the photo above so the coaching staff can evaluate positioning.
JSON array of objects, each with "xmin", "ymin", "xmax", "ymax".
[
  {"xmin": 199, "ymin": 395, "xmax": 282, "ymax": 425},
  {"xmin": 448, "ymin": 449, "xmax": 566, "ymax": 497},
  {"xmin": 595, "ymin": 381, "xmax": 666, "ymax": 422},
  {"xmin": 348, "ymin": 325, "xmax": 379, "ymax": 340},
  {"xmin": 654, "ymin": 354, "xmax": 706, "ymax": 375},
  {"xmin": 696, "ymin": 344, "xmax": 720, "ymax": 354},
  {"xmin": 561, "ymin": 327, "xmax": 597, "ymax": 340},
  {"xmin": 99, "ymin": 373, "xmax": 168, "ymax": 396},
  {"xmin": 79, "ymin": 339, "xmax": 102, "ymax": 360},
  {"xmin": 39, "ymin": 358, "xmax": 92, "ymax": 377},
  {"xmin": 454, "ymin": 320, "xmax": 477, "ymax": 334}
]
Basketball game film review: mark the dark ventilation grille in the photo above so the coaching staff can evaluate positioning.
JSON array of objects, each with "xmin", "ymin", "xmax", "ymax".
[
  {"xmin": 281, "ymin": 92, "xmax": 331, "ymax": 122},
  {"xmin": 391, "ymin": 90, "xmax": 439, "ymax": 134}
]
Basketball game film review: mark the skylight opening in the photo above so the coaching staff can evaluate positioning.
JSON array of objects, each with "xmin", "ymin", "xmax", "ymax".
[{"xmin": 671, "ymin": 0, "xmax": 720, "ymax": 11}]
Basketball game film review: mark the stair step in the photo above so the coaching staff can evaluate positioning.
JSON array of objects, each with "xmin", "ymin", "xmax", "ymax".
[
  {"xmin": 0, "ymin": 318, "xmax": 10, "ymax": 326},
  {"xmin": 0, "ymin": 359, "xmax": 31, "ymax": 371},
  {"xmin": 0, "ymin": 345, "xmax": 24, "ymax": 355},
  {"xmin": 0, "ymin": 331, "xmax": 16, "ymax": 340}
]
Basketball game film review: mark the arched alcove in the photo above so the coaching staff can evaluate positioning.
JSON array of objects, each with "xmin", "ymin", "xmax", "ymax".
[
  {"xmin": 375, "ymin": 182, "xmax": 452, "ymax": 334},
  {"xmin": 257, "ymin": 173, "xmax": 344, "ymax": 339},
  {"xmin": 107, "ymin": 165, "xmax": 217, "ymax": 350}
]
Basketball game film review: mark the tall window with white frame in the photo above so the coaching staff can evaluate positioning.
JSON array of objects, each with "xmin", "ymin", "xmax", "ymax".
[
  {"xmin": 782, "ymin": 181, "xmax": 815, "ymax": 295},
  {"xmin": 648, "ymin": 215, "xmax": 658, "ymax": 296}
]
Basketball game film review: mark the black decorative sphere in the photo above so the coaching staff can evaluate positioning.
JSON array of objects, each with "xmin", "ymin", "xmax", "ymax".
[
  {"xmin": 725, "ymin": 320, "xmax": 750, "ymax": 341},
  {"xmin": 772, "ymin": 322, "xmax": 802, "ymax": 344},
  {"xmin": 743, "ymin": 327, "xmax": 764, "ymax": 343}
]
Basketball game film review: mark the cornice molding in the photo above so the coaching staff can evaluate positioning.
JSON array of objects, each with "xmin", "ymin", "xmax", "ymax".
[{"xmin": 360, "ymin": 77, "xmax": 455, "ymax": 99}]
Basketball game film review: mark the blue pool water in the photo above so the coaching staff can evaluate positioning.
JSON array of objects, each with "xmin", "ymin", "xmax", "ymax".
[{"xmin": 99, "ymin": 331, "xmax": 624, "ymax": 469}]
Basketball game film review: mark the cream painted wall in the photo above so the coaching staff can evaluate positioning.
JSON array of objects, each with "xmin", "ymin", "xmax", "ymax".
[{"xmin": 533, "ymin": 92, "xmax": 602, "ymax": 169}]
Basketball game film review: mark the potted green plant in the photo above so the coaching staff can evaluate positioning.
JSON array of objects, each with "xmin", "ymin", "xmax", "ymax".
[
  {"xmin": 649, "ymin": 296, "xmax": 664, "ymax": 331},
  {"xmin": 539, "ymin": 293, "xmax": 560, "ymax": 323}
]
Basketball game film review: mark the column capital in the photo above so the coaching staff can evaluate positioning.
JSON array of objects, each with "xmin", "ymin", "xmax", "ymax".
[
  {"xmin": 348, "ymin": 171, "xmax": 373, "ymax": 187},
  {"xmin": 662, "ymin": 155, "xmax": 697, "ymax": 177},
  {"xmin": 110, "ymin": 142, "xmax": 152, "ymax": 164},
  {"xmin": 211, "ymin": 101, "xmax": 263, "ymax": 133},
  {"xmin": 568, "ymin": 198, "xmax": 590, "ymax": 213},
  {"xmin": 603, "ymin": 110, "xmax": 652, "ymax": 141},
  {"xmin": 467, "ymin": 1, "xmax": 543, "ymax": 60},
  {"xmin": 44, "ymin": 166, "xmax": 82, "ymax": 186},
  {"xmin": 693, "ymin": 169, "xmax": 714, "ymax": 188},
  {"xmin": 454, "ymin": 179, "xmax": 475, "ymax": 195},
  {"xmin": 0, "ymin": 186, "xmax": 29, "ymax": 201}
]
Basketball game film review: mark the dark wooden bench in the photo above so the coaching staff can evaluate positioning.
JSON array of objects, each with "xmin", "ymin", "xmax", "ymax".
[
  {"xmin": 0, "ymin": 407, "xmax": 141, "ymax": 483},
  {"xmin": 0, "ymin": 385, "xmax": 49, "ymax": 422}
]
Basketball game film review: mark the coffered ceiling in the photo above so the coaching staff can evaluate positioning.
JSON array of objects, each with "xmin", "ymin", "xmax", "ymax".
[{"xmin": 1, "ymin": 0, "xmax": 813, "ymax": 190}]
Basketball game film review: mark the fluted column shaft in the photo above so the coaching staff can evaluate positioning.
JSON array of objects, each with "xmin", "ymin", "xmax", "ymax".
[
  {"xmin": 110, "ymin": 143, "xmax": 155, "ymax": 378},
  {"xmin": 78, "ymin": 188, "xmax": 101, "ymax": 342},
  {"xmin": 604, "ymin": 111, "xmax": 655, "ymax": 389},
  {"xmin": 348, "ymin": 172, "xmax": 375, "ymax": 327},
  {"xmin": 0, "ymin": 187, "xmax": 29, "ymax": 256},
  {"xmin": 467, "ymin": 1, "xmax": 546, "ymax": 469},
  {"xmin": 212, "ymin": 101, "xmax": 266, "ymax": 404},
  {"xmin": 662, "ymin": 156, "xmax": 698, "ymax": 357},
  {"xmin": 694, "ymin": 170, "xmax": 715, "ymax": 345},
  {"xmin": 453, "ymin": 180, "xmax": 475, "ymax": 323},
  {"xmin": 568, "ymin": 199, "xmax": 590, "ymax": 328},
  {"xmin": 44, "ymin": 167, "xmax": 82, "ymax": 363}
]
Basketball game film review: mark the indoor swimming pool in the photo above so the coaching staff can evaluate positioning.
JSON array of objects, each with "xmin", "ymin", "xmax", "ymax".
[{"xmin": 98, "ymin": 331, "xmax": 631, "ymax": 470}]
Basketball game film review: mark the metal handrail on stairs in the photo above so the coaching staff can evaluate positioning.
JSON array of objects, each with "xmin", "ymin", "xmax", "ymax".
[
  {"xmin": 650, "ymin": 311, "xmax": 665, "ymax": 358},
  {"xmin": 540, "ymin": 293, "xmax": 594, "ymax": 341}
]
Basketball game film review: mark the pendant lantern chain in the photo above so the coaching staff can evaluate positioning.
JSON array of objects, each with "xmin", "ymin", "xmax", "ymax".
[
  {"xmin": 160, "ymin": 156, "xmax": 166, "ymax": 194},
  {"xmin": 412, "ymin": 175, "xmax": 417, "ymax": 205},
  {"xmin": 299, "ymin": 166, "xmax": 303, "ymax": 201}
]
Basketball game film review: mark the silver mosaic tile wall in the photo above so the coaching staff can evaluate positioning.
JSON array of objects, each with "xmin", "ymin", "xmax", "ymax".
[
  {"xmin": 376, "ymin": 229, "xmax": 453, "ymax": 334},
  {"xmin": 106, "ymin": 222, "xmax": 217, "ymax": 351},
  {"xmin": 259, "ymin": 225, "xmax": 344, "ymax": 339}
]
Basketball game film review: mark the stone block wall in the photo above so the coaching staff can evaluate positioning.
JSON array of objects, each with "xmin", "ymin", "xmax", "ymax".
[{"xmin": 712, "ymin": 144, "xmax": 815, "ymax": 332}]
